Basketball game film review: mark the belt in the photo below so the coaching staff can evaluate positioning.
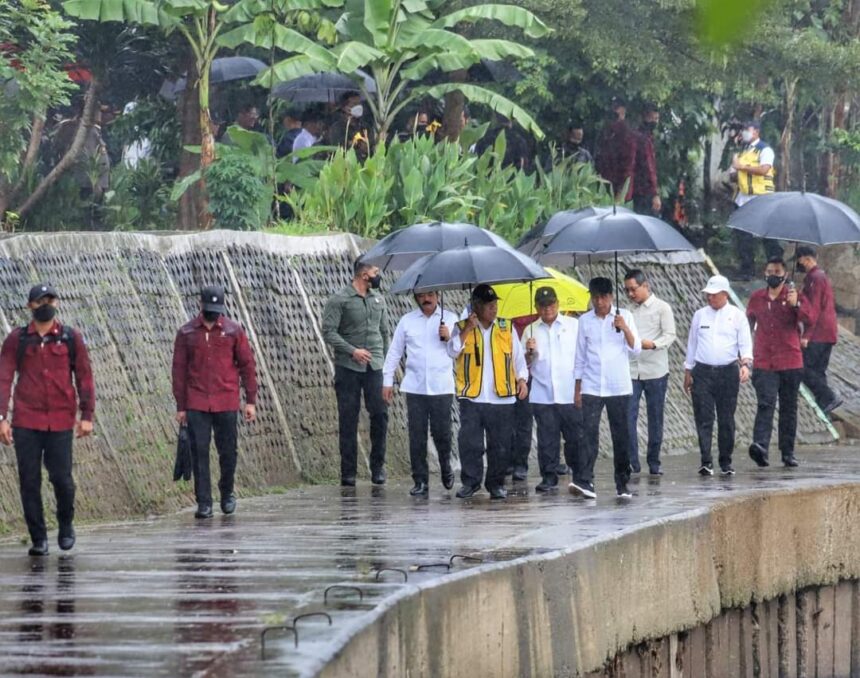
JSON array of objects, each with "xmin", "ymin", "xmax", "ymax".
[{"xmin": 694, "ymin": 362, "xmax": 737, "ymax": 370}]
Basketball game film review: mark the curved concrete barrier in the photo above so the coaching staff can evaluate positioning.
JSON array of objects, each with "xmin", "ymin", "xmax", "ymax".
[{"xmin": 314, "ymin": 483, "xmax": 860, "ymax": 677}]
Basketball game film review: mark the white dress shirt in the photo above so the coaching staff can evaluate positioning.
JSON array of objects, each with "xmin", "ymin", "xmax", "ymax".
[
  {"xmin": 291, "ymin": 128, "xmax": 318, "ymax": 161},
  {"xmin": 629, "ymin": 294, "xmax": 677, "ymax": 380},
  {"xmin": 523, "ymin": 315, "xmax": 579, "ymax": 404},
  {"xmin": 684, "ymin": 303, "xmax": 753, "ymax": 369},
  {"xmin": 449, "ymin": 320, "xmax": 528, "ymax": 405},
  {"xmin": 383, "ymin": 307, "xmax": 459, "ymax": 395},
  {"xmin": 574, "ymin": 307, "xmax": 641, "ymax": 397}
]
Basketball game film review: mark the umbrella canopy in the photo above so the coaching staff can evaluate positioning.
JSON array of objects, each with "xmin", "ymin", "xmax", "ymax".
[
  {"xmin": 270, "ymin": 70, "xmax": 376, "ymax": 103},
  {"xmin": 361, "ymin": 222, "xmax": 512, "ymax": 271},
  {"xmin": 390, "ymin": 246, "xmax": 548, "ymax": 295},
  {"xmin": 727, "ymin": 192, "xmax": 860, "ymax": 245},
  {"xmin": 163, "ymin": 57, "xmax": 268, "ymax": 98},
  {"xmin": 537, "ymin": 211, "xmax": 695, "ymax": 265},
  {"xmin": 516, "ymin": 205, "xmax": 634, "ymax": 258},
  {"xmin": 494, "ymin": 267, "xmax": 589, "ymax": 318}
]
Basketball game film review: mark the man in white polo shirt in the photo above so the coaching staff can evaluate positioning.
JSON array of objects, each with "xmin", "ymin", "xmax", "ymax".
[
  {"xmin": 684, "ymin": 275, "xmax": 753, "ymax": 476},
  {"xmin": 524, "ymin": 286, "xmax": 581, "ymax": 493},
  {"xmin": 383, "ymin": 290, "xmax": 458, "ymax": 496},
  {"xmin": 572, "ymin": 277, "xmax": 641, "ymax": 500}
]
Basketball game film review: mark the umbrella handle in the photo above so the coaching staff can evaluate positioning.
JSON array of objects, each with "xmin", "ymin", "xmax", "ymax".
[{"xmin": 439, "ymin": 291, "xmax": 447, "ymax": 342}]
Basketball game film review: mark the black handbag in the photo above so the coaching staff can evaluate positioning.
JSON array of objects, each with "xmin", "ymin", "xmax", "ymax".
[{"xmin": 173, "ymin": 425, "xmax": 193, "ymax": 482}]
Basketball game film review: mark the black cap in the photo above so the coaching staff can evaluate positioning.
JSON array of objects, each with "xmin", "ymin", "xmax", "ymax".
[
  {"xmin": 471, "ymin": 284, "xmax": 499, "ymax": 304},
  {"xmin": 201, "ymin": 285, "xmax": 226, "ymax": 313},
  {"xmin": 534, "ymin": 286, "xmax": 558, "ymax": 307},
  {"xmin": 28, "ymin": 283, "xmax": 58, "ymax": 303},
  {"xmin": 794, "ymin": 245, "xmax": 817, "ymax": 259}
]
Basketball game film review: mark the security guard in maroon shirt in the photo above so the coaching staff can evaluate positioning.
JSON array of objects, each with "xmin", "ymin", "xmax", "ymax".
[
  {"xmin": 172, "ymin": 286, "xmax": 258, "ymax": 519},
  {"xmin": 0, "ymin": 284, "xmax": 95, "ymax": 556}
]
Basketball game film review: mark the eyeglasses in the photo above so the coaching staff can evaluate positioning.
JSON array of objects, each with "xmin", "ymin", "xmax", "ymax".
[{"xmin": 623, "ymin": 285, "xmax": 640, "ymax": 295}]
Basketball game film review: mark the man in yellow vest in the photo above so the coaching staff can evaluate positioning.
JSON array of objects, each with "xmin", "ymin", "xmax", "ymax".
[
  {"xmin": 448, "ymin": 284, "xmax": 529, "ymax": 500},
  {"xmin": 731, "ymin": 120, "xmax": 779, "ymax": 277}
]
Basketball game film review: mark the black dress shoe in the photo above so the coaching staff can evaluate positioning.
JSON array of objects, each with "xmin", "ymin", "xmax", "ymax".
[
  {"xmin": 649, "ymin": 466, "xmax": 664, "ymax": 476},
  {"xmin": 455, "ymin": 484, "xmax": 480, "ymax": 499},
  {"xmin": 28, "ymin": 540, "xmax": 49, "ymax": 557},
  {"xmin": 488, "ymin": 486, "xmax": 508, "ymax": 500},
  {"xmin": 220, "ymin": 493, "xmax": 237, "ymax": 515},
  {"xmin": 511, "ymin": 466, "xmax": 528, "ymax": 482},
  {"xmin": 442, "ymin": 471, "xmax": 455, "ymax": 490},
  {"xmin": 748, "ymin": 443, "xmax": 769, "ymax": 467},
  {"xmin": 783, "ymin": 456, "xmax": 800, "ymax": 468},
  {"xmin": 371, "ymin": 470, "xmax": 387, "ymax": 486},
  {"xmin": 409, "ymin": 481, "xmax": 429, "ymax": 496},
  {"xmin": 535, "ymin": 475, "xmax": 558, "ymax": 493},
  {"xmin": 58, "ymin": 526, "xmax": 76, "ymax": 551},
  {"xmin": 824, "ymin": 398, "xmax": 844, "ymax": 414},
  {"xmin": 341, "ymin": 476, "xmax": 356, "ymax": 487},
  {"xmin": 195, "ymin": 504, "xmax": 213, "ymax": 519}
]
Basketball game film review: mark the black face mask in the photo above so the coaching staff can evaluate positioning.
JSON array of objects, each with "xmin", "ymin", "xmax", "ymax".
[
  {"xmin": 32, "ymin": 304, "xmax": 57, "ymax": 323},
  {"xmin": 643, "ymin": 121, "xmax": 658, "ymax": 132},
  {"xmin": 765, "ymin": 275, "xmax": 785, "ymax": 289},
  {"xmin": 367, "ymin": 273, "xmax": 382, "ymax": 289},
  {"xmin": 796, "ymin": 262, "xmax": 806, "ymax": 273},
  {"xmin": 568, "ymin": 140, "xmax": 581, "ymax": 149},
  {"xmin": 202, "ymin": 311, "xmax": 221, "ymax": 323}
]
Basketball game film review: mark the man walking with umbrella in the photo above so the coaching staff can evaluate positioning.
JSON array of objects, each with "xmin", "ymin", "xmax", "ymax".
[
  {"xmin": 795, "ymin": 246, "xmax": 843, "ymax": 414},
  {"xmin": 684, "ymin": 275, "xmax": 753, "ymax": 476},
  {"xmin": 747, "ymin": 257, "xmax": 810, "ymax": 468},
  {"xmin": 524, "ymin": 287, "xmax": 581, "ymax": 493},
  {"xmin": 448, "ymin": 284, "xmax": 529, "ymax": 500},
  {"xmin": 571, "ymin": 277, "xmax": 641, "ymax": 500},
  {"xmin": 382, "ymin": 290, "xmax": 458, "ymax": 495},
  {"xmin": 322, "ymin": 260, "xmax": 390, "ymax": 486}
]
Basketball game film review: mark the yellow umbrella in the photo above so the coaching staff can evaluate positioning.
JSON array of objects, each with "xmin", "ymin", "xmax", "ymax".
[{"xmin": 494, "ymin": 267, "xmax": 589, "ymax": 318}]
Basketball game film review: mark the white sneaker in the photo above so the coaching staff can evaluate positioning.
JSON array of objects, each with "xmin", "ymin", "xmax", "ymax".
[{"xmin": 568, "ymin": 481, "xmax": 596, "ymax": 499}]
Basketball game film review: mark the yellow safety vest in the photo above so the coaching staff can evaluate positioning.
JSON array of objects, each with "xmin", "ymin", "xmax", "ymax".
[
  {"xmin": 454, "ymin": 318, "xmax": 517, "ymax": 399},
  {"xmin": 737, "ymin": 141, "xmax": 775, "ymax": 196}
]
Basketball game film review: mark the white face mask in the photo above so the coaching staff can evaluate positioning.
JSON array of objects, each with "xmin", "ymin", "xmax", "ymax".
[
  {"xmin": 741, "ymin": 130, "xmax": 753, "ymax": 143},
  {"xmin": 349, "ymin": 104, "xmax": 364, "ymax": 118}
]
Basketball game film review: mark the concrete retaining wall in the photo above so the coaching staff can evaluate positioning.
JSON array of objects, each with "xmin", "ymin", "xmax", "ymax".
[{"xmin": 315, "ymin": 483, "xmax": 860, "ymax": 677}]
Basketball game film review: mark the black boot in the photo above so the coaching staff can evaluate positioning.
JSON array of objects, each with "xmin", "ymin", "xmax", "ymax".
[
  {"xmin": 409, "ymin": 481, "xmax": 429, "ymax": 496},
  {"xmin": 28, "ymin": 540, "xmax": 49, "ymax": 557},
  {"xmin": 58, "ymin": 525, "xmax": 76, "ymax": 551}
]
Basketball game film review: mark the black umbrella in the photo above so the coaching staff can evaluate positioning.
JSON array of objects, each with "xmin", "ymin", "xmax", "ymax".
[
  {"xmin": 728, "ymin": 192, "xmax": 860, "ymax": 245},
  {"xmin": 538, "ymin": 210, "xmax": 696, "ymax": 330},
  {"xmin": 516, "ymin": 205, "xmax": 634, "ymax": 258},
  {"xmin": 389, "ymin": 245, "xmax": 548, "ymax": 295},
  {"xmin": 270, "ymin": 70, "xmax": 377, "ymax": 103},
  {"xmin": 162, "ymin": 57, "xmax": 268, "ymax": 99},
  {"xmin": 361, "ymin": 222, "xmax": 513, "ymax": 271}
]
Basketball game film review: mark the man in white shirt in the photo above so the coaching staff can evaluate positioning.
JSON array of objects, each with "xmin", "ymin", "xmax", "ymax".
[
  {"xmin": 524, "ymin": 287, "xmax": 581, "ymax": 493},
  {"xmin": 448, "ymin": 285, "xmax": 529, "ymax": 500},
  {"xmin": 572, "ymin": 277, "xmax": 641, "ymax": 500},
  {"xmin": 683, "ymin": 275, "xmax": 753, "ymax": 476},
  {"xmin": 291, "ymin": 106, "xmax": 326, "ymax": 161},
  {"xmin": 624, "ymin": 269, "xmax": 677, "ymax": 476},
  {"xmin": 383, "ymin": 291, "xmax": 458, "ymax": 496}
]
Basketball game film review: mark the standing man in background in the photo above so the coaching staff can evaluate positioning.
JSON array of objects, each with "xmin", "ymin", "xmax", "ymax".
[
  {"xmin": 795, "ymin": 246, "xmax": 842, "ymax": 414},
  {"xmin": 383, "ymin": 290, "xmax": 457, "ymax": 496},
  {"xmin": 633, "ymin": 105, "xmax": 661, "ymax": 216},
  {"xmin": 172, "ymin": 286, "xmax": 258, "ymax": 519},
  {"xmin": 322, "ymin": 260, "xmax": 390, "ymax": 487},
  {"xmin": 0, "ymin": 284, "xmax": 95, "ymax": 556},
  {"xmin": 524, "ymin": 287, "xmax": 581, "ymax": 493},
  {"xmin": 624, "ymin": 270, "xmax": 676, "ymax": 475},
  {"xmin": 684, "ymin": 275, "xmax": 752, "ymax": 476},
  {"xmin": 596, "ymin": 98, "xmax": 637, "ymax": 204}
]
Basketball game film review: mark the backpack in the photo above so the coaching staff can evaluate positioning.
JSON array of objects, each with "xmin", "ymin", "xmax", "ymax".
[{"xmin": 16, "ymin": 325, "xmax": 77, "ymax": 373}]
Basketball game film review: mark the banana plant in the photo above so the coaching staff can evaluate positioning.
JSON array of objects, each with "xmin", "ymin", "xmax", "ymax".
[
  {"xmin": 63, "ymin": 0, "xmax": 233, "ymax": 228},
  {"xmin": 226, "ymin": 0, "xmax": 551, "ymax": 143}
]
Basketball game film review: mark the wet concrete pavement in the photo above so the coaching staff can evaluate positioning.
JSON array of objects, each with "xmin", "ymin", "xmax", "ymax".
[{"xmin": 1, "ymin": 447, "xmax": 858, "ymax": 677}]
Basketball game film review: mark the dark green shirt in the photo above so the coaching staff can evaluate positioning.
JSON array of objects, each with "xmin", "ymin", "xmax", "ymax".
[{"xmin": 322, "ymin": 285, "xmax": 389, "ymax": 372}]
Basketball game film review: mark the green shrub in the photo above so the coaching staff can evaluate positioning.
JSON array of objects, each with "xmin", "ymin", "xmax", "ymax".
[
  {"xmin": 204, "ymin": 153, "xmax": 271, "ymax": 230},
  {"xmin": 102, "ymin": 160, "xmax": 175, "ymax": 231}
]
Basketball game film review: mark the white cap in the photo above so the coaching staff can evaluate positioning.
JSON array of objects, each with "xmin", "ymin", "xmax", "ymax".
[{"xmin": 702, "ymin": 275, "xmax": 731, "ymax": 295}]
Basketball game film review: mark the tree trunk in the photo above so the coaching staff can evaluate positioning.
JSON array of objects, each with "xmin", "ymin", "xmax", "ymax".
[
  {"xmin": 177, "ymin": 60, "xmax": 205, "ymax": 230},
  {"xmin": 12, "ymin": 79, "xmax": 99, "ymax": 219},
  {"xmin": 778, "ymin": 78, "xmax": 796, "ymax": 192},
  {"xmin": 440, "ymin": 70, "xmax": 468, "ymax": 142},
  {"xmin": 819, "ymin": 104, "xmax": 836, "ymax": 198}
]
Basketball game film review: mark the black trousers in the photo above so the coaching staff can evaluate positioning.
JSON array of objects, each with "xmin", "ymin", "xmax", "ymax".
[
  {"xmin": 532, "ymin": 403, "xmax": 581, "ymax": 478},
  {"xmin": 802, "ymin": 342, "xmax": 838, "ymax": 410},
  {"xmin": 406, "ymin": 393, "xmax": 453, "ymax": 483},
  {"xmin": 334, "ymin": 366, "xmax": 388, "ymax": 479},
  {"xmin": 510, "ymin": 394, "xmax": 533, "ymax": 470},
  {"xmin": 186, "ymin": 410, "xmax": 238, "ymax": 506},
  {"xmin": 578, "ymin": 395, "xmax": 632, "ymax": 491},
  {"xmin": 752, "ymin": 368, "xmax": 803, "ymax": 459},
  {"xmin": 14, "ymin": 428, "xmax": 75, "ymax": 544},
  {"xmin": 691, "ymin": 363, "xmax": 740, "ymax": 467},
  {"xmin": 457, "ymin": 400, "xmax": 514, "ymax": 491}
]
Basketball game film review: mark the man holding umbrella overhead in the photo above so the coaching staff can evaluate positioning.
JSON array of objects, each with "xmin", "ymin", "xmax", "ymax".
[{"xmin": 448, "ymin": 284, "xmax": 529, "ymax": 500}]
